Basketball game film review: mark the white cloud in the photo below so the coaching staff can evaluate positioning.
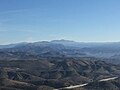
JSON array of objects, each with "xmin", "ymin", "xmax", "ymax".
[
  {"xmin": 25, "ymin": 37, "xmax": 35, "ymax": 42},
  {"xmin": 0, "ymin": 8, "xmax": 42, "ymax": 15},
  {"xmin": 0, "ymin": 29, "xmax": 8, "ymax": 32}
]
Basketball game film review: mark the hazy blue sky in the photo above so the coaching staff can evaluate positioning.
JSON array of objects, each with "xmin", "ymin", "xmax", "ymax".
[{"xmin": 0, "ymin": 0, "xmax": 120, "ymax": 44}]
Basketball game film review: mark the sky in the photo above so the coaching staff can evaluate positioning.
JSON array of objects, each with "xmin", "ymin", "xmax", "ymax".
[{"xmin": 0, "ymin": 0, "xmax": 120, "ymax": 44}]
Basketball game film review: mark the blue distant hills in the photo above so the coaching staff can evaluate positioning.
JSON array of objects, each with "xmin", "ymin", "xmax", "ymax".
[{"xmin": 0, "ymin": 40, "xmax": 120, "ymax": 64}]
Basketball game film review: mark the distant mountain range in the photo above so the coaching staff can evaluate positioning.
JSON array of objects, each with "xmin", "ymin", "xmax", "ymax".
[
  {"xmin": 0, "ymin": 40, "xmax": 120, "ymax": 64},
  {"xmin": 1, "ymin": 39, "xmax": 120, "ymax": 48},
  {"xmin": 2, "ymin": 39, "xmax": 120, "ymax": 49}
]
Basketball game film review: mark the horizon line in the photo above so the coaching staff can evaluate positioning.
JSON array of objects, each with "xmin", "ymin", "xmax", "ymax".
[{"xmin": 1, "ymin": 39, "xmax": 120, "ymax": 45}]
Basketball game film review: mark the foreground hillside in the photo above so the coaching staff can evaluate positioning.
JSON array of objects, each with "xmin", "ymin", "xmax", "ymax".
[{"xmin": 0, "ymin": 58, "xmax": 120, "ymax": 90}]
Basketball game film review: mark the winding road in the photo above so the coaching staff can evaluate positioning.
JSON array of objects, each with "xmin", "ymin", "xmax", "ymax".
[{"xmin": 54, "ymin": 77, "xmax": 118, "ymax": 90}]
